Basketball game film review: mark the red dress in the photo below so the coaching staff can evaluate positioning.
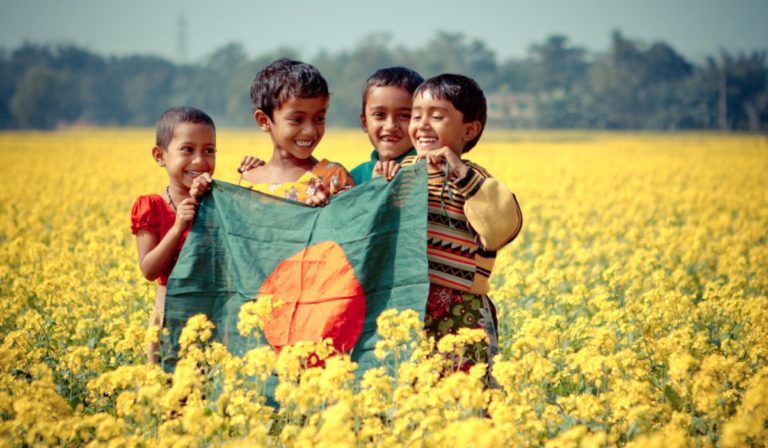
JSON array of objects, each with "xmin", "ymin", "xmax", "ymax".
[{"xmin": 130, "ymin": 194, "xmax": 188, "ymax": 285}]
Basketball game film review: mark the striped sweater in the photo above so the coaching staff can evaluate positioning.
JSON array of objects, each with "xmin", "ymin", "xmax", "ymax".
[{"xmin": 401, "ymin": 156, "xmax": 523, "ymax": 294}]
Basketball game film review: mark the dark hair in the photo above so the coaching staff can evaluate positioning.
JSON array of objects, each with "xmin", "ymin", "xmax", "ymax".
[
  {"xmin": 250, "ymin": 58, "xmax": 329, "ymax": 119},
  {"xmin": 414, "ymin": 74, "xmax": 487, "ymax": 152},
  {"xmin": 361, "ymin": 66, "xmax": 424, "ymax": 111},
  {"xmin": 155, "ymin": 106, "xmax": 215, "ymax": 149}
]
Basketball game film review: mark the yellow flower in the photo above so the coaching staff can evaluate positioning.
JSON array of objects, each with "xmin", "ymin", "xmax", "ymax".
[{"xmin": 178, "ymin": 314, "xmax": 215, "ymax": 353}]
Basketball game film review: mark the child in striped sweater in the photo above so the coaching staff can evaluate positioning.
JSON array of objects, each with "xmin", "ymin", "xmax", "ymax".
[{"xmin": 400, "ymin": 74, "xmax": 522, "ymax": 375}]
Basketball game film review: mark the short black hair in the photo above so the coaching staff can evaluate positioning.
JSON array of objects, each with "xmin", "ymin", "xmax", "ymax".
[
  {"xmin": 361, "ymin": 66, "xmax": 424, "ymax": 111},
  {"xmin": 155, "ymin": 106, "xmax": 215, "ymax": 149},
  {"xmin": 250, "ymin": 58, "xmax": 329, "ymax": 119},
  {"xmin": 413, "ymin": 74, "xmax": 487, "ymax": 152}
]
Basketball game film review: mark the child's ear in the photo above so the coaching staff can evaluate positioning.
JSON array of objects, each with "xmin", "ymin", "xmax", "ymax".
[
  {"xmin": 462, "ymin": 121, "xmax": 482, "ymax": 142},
  {"xmin": 360, "ymin": 112, "xmax": 368, "ymax": 133},
  {"xmin": 254, "ymin": 110, "xmax": 271, "ymax": 132},
  {"xmin": 151, "ymin": 146, "xmax": 166, "ymax": 167}
]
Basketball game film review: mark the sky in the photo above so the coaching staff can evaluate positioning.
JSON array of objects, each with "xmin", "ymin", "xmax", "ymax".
[{"xmin": 1, "ymin": 0, "xmax": 766, "ymax": 63}]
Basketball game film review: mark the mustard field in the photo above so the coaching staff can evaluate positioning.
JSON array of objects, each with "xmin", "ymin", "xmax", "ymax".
[{"xmin": 1, "ymin": 129, "xmax": 766, "ymax": 447}]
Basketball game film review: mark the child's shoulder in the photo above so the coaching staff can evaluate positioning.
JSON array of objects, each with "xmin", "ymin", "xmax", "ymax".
[
  {"xmin": 315, "ymin": 159, "xmax": 352, "ymax": 175},
  {"xmin": 462, "ymin": 159, "xmax": 493, "ymax": 179},
  {"xmin": 314, "ymin": 159, "xmax": 354, "ymax": 189},
  {"xmin": 131, "ymin": 194, "xmax": 169, "ymax": 234},
  {"xmin": 132, "ymin": 193, "xmax": 166, "ymax": 209}
]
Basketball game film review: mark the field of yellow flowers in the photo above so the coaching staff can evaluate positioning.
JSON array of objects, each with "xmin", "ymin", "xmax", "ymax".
[{"xmin": 1, "ymin": 129, "xmax": 766, "ymax": 447}]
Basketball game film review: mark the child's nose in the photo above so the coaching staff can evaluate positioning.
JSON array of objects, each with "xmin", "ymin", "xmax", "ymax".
[
  {"xmin": 385, "ymin": 116, "xmax": 399, "ymax": 130},
  {"xmin": 303, "ymin": 122, "xmax": 320, "ymax": 136},
  {"xmin": 191, "ymin": 151, "xmax": 205, "ymax": 164}
]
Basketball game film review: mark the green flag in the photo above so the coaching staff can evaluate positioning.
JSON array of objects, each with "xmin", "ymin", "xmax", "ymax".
[{"xmin": 163, "ymin": 163, "xmax": 429, "ymax": 376}]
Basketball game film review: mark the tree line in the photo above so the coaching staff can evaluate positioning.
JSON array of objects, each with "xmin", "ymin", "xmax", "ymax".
[{"xmin": 1, "ymin": 30, "xmax": 766, "ymax": 131}]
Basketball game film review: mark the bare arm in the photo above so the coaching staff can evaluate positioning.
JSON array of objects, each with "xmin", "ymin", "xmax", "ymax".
[{"xmin": 135, "ymin": 197, "xmax": 197, "ymax": 280}]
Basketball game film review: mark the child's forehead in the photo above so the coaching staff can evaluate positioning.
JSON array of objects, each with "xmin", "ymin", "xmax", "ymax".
[
  {"xmin": 412, "ymin": 91, "xmax": 455, "ymax": 109},
  {"xmin": 170, "ymin": 122, "xmax": 215, "ymax": 140},
  {"xmin": 366, "ymin": 85, "xmax": 413, "ymax": 105},
  {"xmin": 277, "ymin": 95, "xmax": 329, "ymax": 112}
]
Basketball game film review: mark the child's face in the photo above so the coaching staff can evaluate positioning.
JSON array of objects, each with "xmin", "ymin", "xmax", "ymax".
[
  {"xmin": 155, "ymin": 122, "xmax": 216, "ymax": 190},
  {"xmin": 409, "ymin": 90, "xmax": 477, "ymax": 158},
  {"xmin": 259, "ymin": 96, "xmax": 328, "ymax": 160},
  {"xmin": 361, "ymin": 86, "xmax": 414, "ymax": 161}
]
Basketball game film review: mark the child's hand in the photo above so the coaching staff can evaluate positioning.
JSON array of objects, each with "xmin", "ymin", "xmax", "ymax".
[
  {"xmin": 173, "ymin": 197, "xmax": 199, "ymax": 229},
  {"xmin": 190, "ymin": 173, "xmax": 213, "ymax": 199},
  {"xmin": 238, "ymin": 155, "xmax": 265, "ymax": 173},
  {"xmin": 372, "ymin": 160, "xmax": 401, "ymax": 181},
  {"xmin": 305, "ymin": 182, "xmax": 337, "ymax": 207},
  {"xmin": 417, "ymin": 147, "xmax": 469, "ymax": 179}
]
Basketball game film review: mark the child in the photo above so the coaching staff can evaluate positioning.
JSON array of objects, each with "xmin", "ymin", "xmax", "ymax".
[
  {"xmin": 350, "ymin": 66, "xmax": 424, "ymax": 184},
  {"xmin": 401, "ymin": 74, "xmax": 523, "ymax": 374},
  {"xmin": 239, "ymin": 58, "xmax": 353, "ymax": 205},
  {"xmin": 131, "ymin": 106, "xmax": 216, "ymax": 364}
]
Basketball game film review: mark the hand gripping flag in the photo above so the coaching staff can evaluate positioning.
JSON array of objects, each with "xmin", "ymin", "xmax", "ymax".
[{"xmin": 162, "ymin": 163, "xmax": 429, "ymax": 378}]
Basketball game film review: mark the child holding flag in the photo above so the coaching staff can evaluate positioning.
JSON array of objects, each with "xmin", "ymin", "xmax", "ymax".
[
  {"xmin": 238, "ymin": 58, "xmax": 353, "ymax": 204},
  {"xmin": 401, "ymin": 74, "xmax": 523, "ymax": 374},
  {"xmin": 131, "ymin": 106, "xmax": 216, "ymax": 364},
  {"xmin": 351, "ymin": 66, "xmax": 423, "ymax": 184}
]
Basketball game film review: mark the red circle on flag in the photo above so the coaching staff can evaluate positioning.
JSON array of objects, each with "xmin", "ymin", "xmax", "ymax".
[{"xmin": 259, "ymin": 241, "xmax": 366, "ymax": 353}]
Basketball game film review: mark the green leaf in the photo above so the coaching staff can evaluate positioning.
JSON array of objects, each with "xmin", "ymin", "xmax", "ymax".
[{"xmin": 664, "ymin": 385, "xmax": 682, "ymax": 411}]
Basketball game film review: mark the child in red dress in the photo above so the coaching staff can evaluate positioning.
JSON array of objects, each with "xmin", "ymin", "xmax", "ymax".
[{"xmin": 130, "ymin": 107, "xmax": 216, "ymax": 364}]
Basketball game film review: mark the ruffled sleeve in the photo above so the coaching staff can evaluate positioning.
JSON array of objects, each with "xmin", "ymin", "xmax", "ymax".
[{"xmin": 130, "ymin": 195, "xmax": 160, "ymax": 235}]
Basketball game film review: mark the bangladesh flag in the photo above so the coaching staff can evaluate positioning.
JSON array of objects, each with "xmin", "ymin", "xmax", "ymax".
[{"xmin": 163, "ymin": 163, "xmax": 429, "ymax": 376}]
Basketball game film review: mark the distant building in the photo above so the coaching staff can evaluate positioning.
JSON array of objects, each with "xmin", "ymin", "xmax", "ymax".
[{"xmin": 487, "ymin": 92, "xmax": 537, "ymax": 127}]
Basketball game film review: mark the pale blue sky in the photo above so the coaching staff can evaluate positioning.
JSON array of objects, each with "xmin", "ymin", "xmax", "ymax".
[{"xmin": 1, "ymin": 0, "xmax": 766, "ymax": 63}]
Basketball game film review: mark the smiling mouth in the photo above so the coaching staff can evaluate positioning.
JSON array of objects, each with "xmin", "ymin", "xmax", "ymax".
[
  {"xmin": 416, "ymin": 137, "xmax": 438, "ymax": 146},
  {"xmin": 379, "ymin": 134, "xmax": 401, "ymax": 143},
  {"xmin": 295, "ymin": 140, "xmax": 315, "ymax": 148},
  {"xmin": 184, "ymin": 170, "xmax": 207, "ymax": 177}
]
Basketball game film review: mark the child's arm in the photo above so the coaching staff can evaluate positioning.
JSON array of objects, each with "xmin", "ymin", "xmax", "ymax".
[
  {"xmin": 456, "ymin": 166, "xmax": 522, "ymax": 251},
  {"xmin": 135, "ymin": 198, "xmax": 198, "ymax": 281},
  {"xmin": 420, "ymin": 148, "xmax": 522, "ymax": 251}
]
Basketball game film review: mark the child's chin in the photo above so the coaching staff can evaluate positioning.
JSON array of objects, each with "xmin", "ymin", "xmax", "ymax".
[
  {"xmin": 416, "ymin": 146, "xmax": 440, "ymax": 154},
  {"xmin": 379, "ymin": 145, "xmax": 410, "ymax": 159}
]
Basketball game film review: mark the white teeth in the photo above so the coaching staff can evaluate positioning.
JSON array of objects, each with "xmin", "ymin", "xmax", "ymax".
[{"xmin": 295, "ymin": 140, "xmax": 314, "ymax": 147}]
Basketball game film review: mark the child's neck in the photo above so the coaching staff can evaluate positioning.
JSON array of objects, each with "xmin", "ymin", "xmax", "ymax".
[
  {"xmin": 242, "ymin": 150, "xmax": 318, "ymax": 184},
  {"xmin": 265, "ymin": 150, "xmax": 317, "ymax": 181},
  {"xmin": 166, "ymin": 184, "xmax": 189, "ymax": 208}
]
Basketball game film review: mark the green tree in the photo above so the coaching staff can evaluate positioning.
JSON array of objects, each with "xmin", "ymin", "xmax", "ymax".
[
  {"xmin": 707, "ymin": 50, "xmax": 767, "ymax": 130},
  {"xmin": 10, "ymin": 65, "xmax": 79, "ymax": 129},
  {"xmin": 588, "ymin": 31, "xmax": 694, "ymax": 129},
  {"xmin": 526, "ymin": 35, "xmax": 592, "ymax": 128}
]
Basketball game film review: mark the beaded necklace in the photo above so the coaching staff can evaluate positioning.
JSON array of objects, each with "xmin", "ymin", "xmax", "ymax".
[{"xmin": 165, "ymin": 186, "xmax": 177, "ymax": 211}]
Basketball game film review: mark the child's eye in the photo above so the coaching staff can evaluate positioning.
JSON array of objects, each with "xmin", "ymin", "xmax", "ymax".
[
  {"xmin": 206, "ymin": 147, "xmax": 217, "ymax": 154},
  {"xmin": 181, "ymin": 146, "xmax": 193, "ymax": 152},
  {"xmin": 399, "ymin": 113, "xmax": 412, "ymax": 120},
  {"xmin": 315, "ymin": 115, "xmax": 326, "ymax": 123},
  {"xmin": 372, "ymin": 112, "xmax": 385, "ymax": 119},
  {"xmin": 411, "ymin": 115, "xmax": 422, "ymax": 121},
  {"xmin": 431, "ymin": 114, "xmax": 444, "ymax": 120}
]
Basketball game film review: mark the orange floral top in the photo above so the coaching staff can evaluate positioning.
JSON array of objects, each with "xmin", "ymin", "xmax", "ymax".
[{"xmin": 239, "ymin": 159, "xmax": 354, "ymax": 202}]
